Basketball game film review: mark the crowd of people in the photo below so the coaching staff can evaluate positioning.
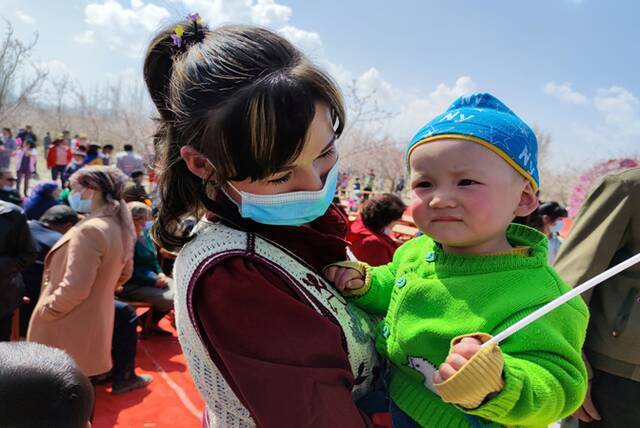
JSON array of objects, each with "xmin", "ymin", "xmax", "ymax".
[
  {"xmin": 0, "ymin": 17, "xmax": 638, "ymax": 428},
  {"xmin": 0, "ymin": 124, "xmax": 179, "ymax": 425}
]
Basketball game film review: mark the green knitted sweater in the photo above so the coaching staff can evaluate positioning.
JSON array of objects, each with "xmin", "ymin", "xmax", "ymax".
[{"xmin": 352, "ymin": 224, "xmax": 589, "ymax": 428}]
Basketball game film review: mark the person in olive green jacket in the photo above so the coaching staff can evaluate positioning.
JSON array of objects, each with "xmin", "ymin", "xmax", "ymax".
[{"xmin": 555, "ymin": 167, "xmax": 640, "ymax": 428}]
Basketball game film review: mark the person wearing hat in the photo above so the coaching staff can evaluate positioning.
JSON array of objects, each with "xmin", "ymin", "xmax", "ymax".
[
  {"xmin": 62, "ymin": 151, "xmax": 87, "ymax": 187},
  {"xmin": 47, "ymin": 136, "xmax": 72, "ymax": 186},
  {"xmin": 325, "ymin": 93, "xmax": 589, "ymax": 427}
]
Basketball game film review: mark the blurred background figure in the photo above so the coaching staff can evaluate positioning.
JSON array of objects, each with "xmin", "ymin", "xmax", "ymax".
[
  {"xmin": 28, "ymin": 166, "xmax": 135, "ymax": 381},
  {"xmin": 63, "ymin": 151, "xmax": 87, "ymax": 186},
  {"xmin": 122, "ymin": 170, "xmax": 149, "ymax": 203},
  {"xmin": 15, "ymin": 141, "xmax": 37, "ymax": 197},
  {"xmin": 526, "ymin": 201, "xmax": 569, "ymax": 263},
  {"xmin": 348, "ymin": 193, "xmax": 406, "ymax": 266},
  {"xmin": 84, "ymin": 144, "xmax": 105, "ymax": 166},
  {"xmin": 23, "ymin": 181, "xmax": 61, "ymax": 221},
  {"xmin": 0, "ymin": 168, "xmax": 22, "ymax": 206},
  {"xmin": 0, "ymin": 127, "xmax": 17, "ymax": 169},
  {"xmin": 20, "ymin": 205, "xmax": 79, "ymax": 336},
  {"xmin": 117, "ymin": 201, "xmax": 173, "ymax": 337},
  {"xmin": 47, "ymin": 136, "xmax": 72, "ymax": 187},
  {"xmin": 101, "ymin": 144, "xmax": 114, "ymax": 165},
  {"xmin": 0, "ymin": 199, "xmax": 37, "ymax": 341},
  {"xmin": 116, "ymin": 144, "xmax": 145, "ymax": 177}
]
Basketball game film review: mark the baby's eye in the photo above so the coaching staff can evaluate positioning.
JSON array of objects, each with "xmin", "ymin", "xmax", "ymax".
[
  {"xmin": 413, "ymin": 181, "xmax": 432, "ymax": 189},
  {"xmin": 458, "ymin": 179, "xmax": 480, "ymax": 186}
]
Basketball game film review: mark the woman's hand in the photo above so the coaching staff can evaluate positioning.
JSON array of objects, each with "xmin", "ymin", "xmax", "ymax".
[
  {"xmin": 323, "ymin": 266, "xmax": 365, "ymax": 292},
  {"xmin": 155, "ymin": 273, "xmax": 170, "ymax": 288},
  {"xmin": 573, "ymin": 358, "xmax": 601, "ymax": 423},
  {"xmin": 433, "ymin": 336, "xmax": 483, "ymax": 384}
]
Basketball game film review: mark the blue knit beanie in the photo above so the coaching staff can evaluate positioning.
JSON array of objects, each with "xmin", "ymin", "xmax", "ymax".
[{"xmin": 406, "ymin": 92, "xmax": 539, "ymax": 191}]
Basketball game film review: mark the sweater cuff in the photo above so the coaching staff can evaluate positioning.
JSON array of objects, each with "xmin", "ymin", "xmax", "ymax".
[
  {"xmin": 435, "ymin": 333, "xmax": 504, "ymax": 409},
  {"xmin": 323, "ymin": 261, "xmax": 372, "ymax": 297},
  {"xmin": 464, "ymin": 356, "xmax": 525, "ymax": 421}
]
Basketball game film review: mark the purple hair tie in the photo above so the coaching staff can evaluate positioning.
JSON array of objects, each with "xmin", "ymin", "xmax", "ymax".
[{"xmin": 170, "ymin": 13, "xmax": 203, "ymax": 49}]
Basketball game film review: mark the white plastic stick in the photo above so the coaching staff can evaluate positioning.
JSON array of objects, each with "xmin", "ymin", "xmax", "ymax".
[{"xmin": 483, "ymin": 252, "xmax": 640, "ymax": 347}]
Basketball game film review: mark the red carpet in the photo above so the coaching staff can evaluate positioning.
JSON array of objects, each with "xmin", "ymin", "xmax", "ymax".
[{"xmin": 93, "ymin": 318, "xmax": 204, "ymax": 428}]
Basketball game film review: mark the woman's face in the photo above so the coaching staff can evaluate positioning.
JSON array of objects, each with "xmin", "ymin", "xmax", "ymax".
[
  {"xmin": 70, "ymin": 181, "xmax": 94, "ymax": 200},
  {"xmin": 227, "ymin": 102, "xmax": 338, "ymax": 198},
  {"xmin": 134, "ymin": 215, "xmax": 148, "ymax": 235}
]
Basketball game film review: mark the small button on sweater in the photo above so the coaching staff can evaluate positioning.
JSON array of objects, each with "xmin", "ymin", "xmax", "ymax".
[{"xmin": 352, "ymin": 224, "xmax": 589, "ymax": 428}]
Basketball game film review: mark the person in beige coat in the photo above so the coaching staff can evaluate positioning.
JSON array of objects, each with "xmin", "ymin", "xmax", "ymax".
[{"xmin": 28, "ymin": 166, "xmax": 136, "ymax": 377}]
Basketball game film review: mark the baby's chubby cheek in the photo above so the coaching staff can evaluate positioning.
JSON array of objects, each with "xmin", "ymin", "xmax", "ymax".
[{"xmin": 409, "ymin": 197, "xmax": 430, "ymax": 230}]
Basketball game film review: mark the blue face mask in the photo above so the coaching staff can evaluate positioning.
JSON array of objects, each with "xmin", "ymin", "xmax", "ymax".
[
  {"xmin": 550, "ymin": 219, "xmax": 565, "ymax": 234},
  {"xmin": 68, "ymin": 191, "xmax": 93, "ymax": 213},
  {"xmin": 226, "ymin": 160, "xmax": 339, "ymax": 226}
]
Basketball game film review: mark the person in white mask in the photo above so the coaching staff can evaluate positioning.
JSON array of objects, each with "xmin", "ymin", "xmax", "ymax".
[
  {"xmin": 526, "ymin": 201, "xmax": 569, "ymax": 263},
  {"xmin": 28, "ymin": 166, "xmax": 137, "ymax": 385}
]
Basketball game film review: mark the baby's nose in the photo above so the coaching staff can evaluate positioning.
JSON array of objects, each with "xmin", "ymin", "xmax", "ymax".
[{"xmin": 429, "ymin": 194, "xmax": 457, "ymax": 208}]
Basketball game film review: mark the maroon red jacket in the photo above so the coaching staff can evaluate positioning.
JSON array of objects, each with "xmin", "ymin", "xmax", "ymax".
[
  {"xmin": 347, "ymin": 216, "xmax": 398, "ymax": 267},
  {"xmin": 192, "ymin": 195, "xmax": 375, "ymax": 427}
]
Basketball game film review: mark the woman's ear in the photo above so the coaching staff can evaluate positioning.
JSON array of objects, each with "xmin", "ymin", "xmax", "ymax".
[
  {"xmin": 514, "ymin": 182, "xmax": 539, "ymax": 217},
  {"xmin": 180, "ymin": 146, "xmax": 214, "ymax": 180}
]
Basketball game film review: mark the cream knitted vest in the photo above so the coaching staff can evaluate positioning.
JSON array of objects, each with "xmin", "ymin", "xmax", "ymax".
[{"xmin": 174, "ymin": 220, "xmax": 381, "ymax": 427}]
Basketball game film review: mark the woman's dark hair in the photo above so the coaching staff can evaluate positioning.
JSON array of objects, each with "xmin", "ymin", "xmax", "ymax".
[
  {"xmin": 144, "ymin": 21, "xmax": 345, "ymax": 251},
  {"xmin": 360, "ymin": 193, "xmax": 407, "ymax": 233},
  {"xmin": 526, "ymin": 201, "xmax": 568, "ymax": 230},
  {"xmin": 2, "ymin": 127, "xmax": 11, "ymax": 136}
]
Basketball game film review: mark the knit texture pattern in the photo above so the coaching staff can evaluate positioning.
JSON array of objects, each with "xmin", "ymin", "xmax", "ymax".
[
  {"xmin": 435, "ymin": 333, "xmax": 505, "ymax": 409},
  {"xmin": 352, "ymin": 224, "xmax": 589, "ymax": 428},
  {"xmin": 174, "ymin": 220, "xmax": 381, "ymax": 427}
]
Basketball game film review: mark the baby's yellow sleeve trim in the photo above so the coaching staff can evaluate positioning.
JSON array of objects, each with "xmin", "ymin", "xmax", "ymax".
[{"xmin": 435, "ymin": 333, "xmax": 505, "ymax": 409}]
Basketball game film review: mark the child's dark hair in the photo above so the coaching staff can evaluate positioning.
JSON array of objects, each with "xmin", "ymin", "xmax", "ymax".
[
  {"xmin": 526, "ymin": 201, "xmax": 568, "ymax": 230},
  {"xmin": 361, "ymin": 193, "xmax": 407, "ymax": 232},
  {"xmin": 0, "ymin": 342, "xmax": 94, "ymax": 428},
  {"xmin": 144, "ymin": 21, "xmax": 345, "ymax": 251}
]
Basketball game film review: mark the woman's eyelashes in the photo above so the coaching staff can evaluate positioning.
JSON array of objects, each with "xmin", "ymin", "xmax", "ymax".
[
  {"xmin": 318, "ymin": 146, "xmax": 336, "ymax": 159},
  {"xmin": 268, "ymin": 146, "xmax": 336, "ymax": 185},
  {"xmin": 268, "ymin": 172, "xmax": 292, "ymax": 185}
]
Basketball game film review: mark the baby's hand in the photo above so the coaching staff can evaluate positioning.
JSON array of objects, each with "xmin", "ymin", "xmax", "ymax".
[
  {"xmin": 433, "ymin": 336, "xmax": 483, "ymax": 384},
  {"xmin": 324, "ymin": 265, "xmax": 365, "ymax": 292}
]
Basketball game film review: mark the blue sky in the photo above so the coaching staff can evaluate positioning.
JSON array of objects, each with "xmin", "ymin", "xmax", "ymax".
[{"xmin": 1, "ymin": 0, "xmax": 639, "ymax": 166}]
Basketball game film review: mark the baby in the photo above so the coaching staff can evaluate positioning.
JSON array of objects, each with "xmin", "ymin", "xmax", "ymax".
[{"xmin": 326, "ymin": 93, "xmax": 589, "ymax": 427}]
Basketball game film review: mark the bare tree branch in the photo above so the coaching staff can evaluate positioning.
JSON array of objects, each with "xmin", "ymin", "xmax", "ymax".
[{"xmin": 0, "ymin": 20, "xmax": 47, "ymax": 123}]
